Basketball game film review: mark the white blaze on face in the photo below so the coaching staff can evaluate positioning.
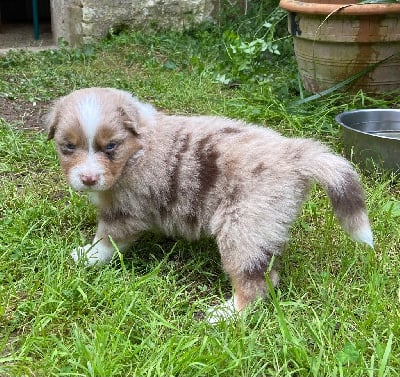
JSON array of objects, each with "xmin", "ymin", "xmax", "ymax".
[
  {"xmin": 76, "ymin": 94, "xmax": 102, "ymax": 143},
  {"xmin": 69, "ymin": 94, "xmax": 106, "ymax": 191}
]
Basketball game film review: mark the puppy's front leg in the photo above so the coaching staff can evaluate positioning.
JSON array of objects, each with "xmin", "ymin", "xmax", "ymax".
[
  {"xmin": 71, "ymin": 224, "xmax": 132, "ymax": 266},
  {"xmin": 71, "ymin": 239, "xmax": 115, "ymax": 266}
]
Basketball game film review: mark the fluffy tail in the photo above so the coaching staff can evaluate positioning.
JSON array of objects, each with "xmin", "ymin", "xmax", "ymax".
[{"xmin": 297, "ymin": 139, "xmax": 374, "ymax": 248}]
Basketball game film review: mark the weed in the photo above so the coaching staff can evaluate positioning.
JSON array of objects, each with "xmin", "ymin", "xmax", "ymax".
[{"xmin": 216, "ymin": 7, "xmax": 290, "ymax": 85}]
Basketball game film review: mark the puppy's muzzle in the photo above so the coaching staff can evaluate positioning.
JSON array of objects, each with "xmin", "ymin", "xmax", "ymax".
[{"xmin": 80, "ymin": 173, "xmax": 100, "ymax": 186}]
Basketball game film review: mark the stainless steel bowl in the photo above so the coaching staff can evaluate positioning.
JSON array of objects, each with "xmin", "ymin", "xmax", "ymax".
[{"xmin": 335, "ymin": 109, "xmax": 400, "ymax": 172}]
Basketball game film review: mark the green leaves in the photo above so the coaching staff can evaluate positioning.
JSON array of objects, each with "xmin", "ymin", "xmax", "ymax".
[
  {"xmin": 216, "ymin": 7, "xmax": 288, "ymax": 85},
  {"xmin": 382, "ymin": 200, "xmax": 400, "ymax": 219},
  {"xmin": 336, "ymin": 342, "xmax": 360, "ymax": 365}
]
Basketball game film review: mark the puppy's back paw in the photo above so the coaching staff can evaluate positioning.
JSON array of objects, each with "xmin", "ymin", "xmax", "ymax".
[
  {"xmin": 206, "ymin": 297, "xmax": 237, "ymax": 324},
  {"xmin": 71, "ymin": 244, "xmax": 93, "ymax": 266}
]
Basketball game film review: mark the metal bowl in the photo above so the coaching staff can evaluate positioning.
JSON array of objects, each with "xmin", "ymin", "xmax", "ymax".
[{"xmin": 335, "ymin": 109, "xmax": 400, "ymax": 172}]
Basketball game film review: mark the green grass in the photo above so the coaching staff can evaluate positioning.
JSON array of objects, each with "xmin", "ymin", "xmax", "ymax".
[{"xmin": 1, "ymin": 19, "xmax": 400, "ymax": 376}]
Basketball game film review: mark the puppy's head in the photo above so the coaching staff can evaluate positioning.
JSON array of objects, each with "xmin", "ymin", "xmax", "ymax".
[{"xmin": 47, "ymin": 87, "xmax": 154, "ymax": 191}]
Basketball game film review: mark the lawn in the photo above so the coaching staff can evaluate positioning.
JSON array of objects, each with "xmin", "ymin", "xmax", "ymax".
[{"xmin": 1, "ymin": 6, "xmax": 400, "ymax": 376}]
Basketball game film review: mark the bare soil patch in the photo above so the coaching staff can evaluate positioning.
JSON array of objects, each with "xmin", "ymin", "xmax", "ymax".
[{"xmin": 0, "ymin": 97, "xmax": 49, "ymax": 132}]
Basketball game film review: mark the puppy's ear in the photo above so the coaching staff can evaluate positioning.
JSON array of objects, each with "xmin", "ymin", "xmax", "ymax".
[
  {"xmin": 118, "ymin": 105, "xmax": 140, "ymax": 136},
  {"xmin": 45, "ymin": 99, "xmax": 61, "ymax": 140},
  {"xmin": 119, "ymin": 94, "xmax": 156, "ymax": 136}
]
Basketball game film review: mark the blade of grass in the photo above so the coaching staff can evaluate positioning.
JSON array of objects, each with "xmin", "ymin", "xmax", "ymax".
[{"xmin": 378, "ymin": 333, "xmax": 394, "ymax": 377}]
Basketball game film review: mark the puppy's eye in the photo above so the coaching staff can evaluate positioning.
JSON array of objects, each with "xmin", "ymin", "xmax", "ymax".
[
  {"xmin": 61, "ymin": 142, "xmax": 76, "ymax": 154},
  {"xmin": 104, "ymin": 142, "xmax": 117, "ymax": 154}
]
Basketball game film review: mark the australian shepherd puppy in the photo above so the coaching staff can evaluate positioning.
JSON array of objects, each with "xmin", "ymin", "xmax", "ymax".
[{"xmin": 46, "ymin": 87, "xmax": 373, "ymax": 321}]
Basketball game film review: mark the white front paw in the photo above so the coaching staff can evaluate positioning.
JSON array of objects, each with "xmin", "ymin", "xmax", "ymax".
[{"xmin": 71, "ymin": 243, "xmax": 113, "ymax": 266}]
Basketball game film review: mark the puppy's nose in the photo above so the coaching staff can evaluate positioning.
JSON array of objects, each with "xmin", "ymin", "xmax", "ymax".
[{"xmin": 80, "ymin": 174, "xmax": 99, "ymax": 186}]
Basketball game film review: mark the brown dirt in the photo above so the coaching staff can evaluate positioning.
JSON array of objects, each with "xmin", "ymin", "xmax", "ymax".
[
  {"xmin": 0, "ymin": 23, "xmax": 55, "ymax": 52},
  {"xmin": 0, "ymin": 96, "xmax": 49, "ymax": 132}
]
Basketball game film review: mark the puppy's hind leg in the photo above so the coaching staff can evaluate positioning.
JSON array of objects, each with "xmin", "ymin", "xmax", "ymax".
[
  {"xmin": 229, "ymin": 255, "xmax": 279, "ymax": 314},
  {"xmin": 207, "ymin": 238, "xmax": 279, "ymax": 323}
]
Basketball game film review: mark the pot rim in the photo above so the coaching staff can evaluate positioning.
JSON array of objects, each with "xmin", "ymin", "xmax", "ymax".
[{"xmin": 279, "ymin": 0, "xmax": 400, "ymax": 15}]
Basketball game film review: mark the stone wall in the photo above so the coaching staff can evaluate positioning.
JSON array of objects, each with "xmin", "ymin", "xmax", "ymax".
[{"xmin": 51, "ymin": 0, "xmax": 216, "ymax": 46}]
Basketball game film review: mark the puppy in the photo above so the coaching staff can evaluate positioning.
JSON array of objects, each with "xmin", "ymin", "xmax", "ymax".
[{"xmin": 46, "ymin": 87, "xmax": 373, "ymax": 320}]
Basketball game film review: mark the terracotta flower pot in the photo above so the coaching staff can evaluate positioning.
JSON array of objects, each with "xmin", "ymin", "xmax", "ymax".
[{"xmin": 279, "ymin": 0, "xmax": 400, "ymax": 94}]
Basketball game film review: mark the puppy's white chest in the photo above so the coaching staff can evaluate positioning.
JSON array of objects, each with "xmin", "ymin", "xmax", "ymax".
[{"xmin": 88, "ymin": 192, "xmax": 101, "ymax": 206}]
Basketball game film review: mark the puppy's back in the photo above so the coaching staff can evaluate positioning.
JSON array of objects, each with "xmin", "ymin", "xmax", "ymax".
[{"xmin": 140, "ymin": 113, "xmax": 372, "ymax": 248}]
